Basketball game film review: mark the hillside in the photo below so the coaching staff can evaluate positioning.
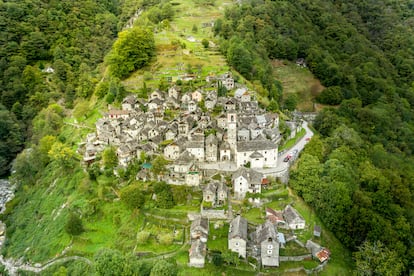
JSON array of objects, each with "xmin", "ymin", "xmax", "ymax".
[{"xmin": 1, "ymin": 0, "xmax": 414, "ymax": 275}]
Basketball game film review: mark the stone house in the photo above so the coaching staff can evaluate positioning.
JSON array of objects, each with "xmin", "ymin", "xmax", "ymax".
[
  {"xmin": 106, "ymin": 109, "xmax": 130, "ymax": 119},
  {"xmin": 191, "ymin": 89, "xmax": 203, "ymax": 102},
  {"xmin": 266, "ymin": 207, "xmax": 286, "ymax": 227},
  {"xmin": 189, "ymin": 239, "xmax": 206, "ymax": 268},
  {"xmin": 255, "ymin": 220, "xmax": 279, "ymax": 267},
  {"xmin": 185, "ymin": 141, "xmax": 205, "ymax": 162},
  {"xmin": 190, "ymin": 217, "xmax": 209, "ymax": 241},
  {"xmin": 283, "ymin": 205, "xmax": 306, "ymax": 230},
  {"xmin": 122, "ymin": 95, "xmax": 138, "ymax": 111},
  {"xmin": 219, "ymin": 141, "xmax": 232, "ymax": 161},
  {"xmin": 148, "ymin": 98, "xmax": 164, "ymax": 111},
  {"xmin": 149, "ymin": 89, "xmax": 164, "ymax": 101},
  {"xmin": 168, "ymin": 85, "xmax": 180, "ymax": 100},
  {"xmin": 234, "ymin": 87, "xmax": 247, "ymax": 99},
  {"xmin": 203, "ymin": 181, "xmax": 227, "ymax": 206},
  {"xmin": 224, "ymin": 98, "xmax": 236, "ymax": 111},
  {"xmin": 228, "ymin": 215, "xmax": 248, "ymax": 258},
  {"xmin": 148, "ymin": 128, "xmax": 159, "ymax": 140},
  {"xmin": 172, "ymin": 150, "xmax": 194, "ymax": 173},
  {"xmin": 117, "ymin": 144, "xmax": 134, "ymax": 167},
  {"xmin": 178, "ymin": 121, "xmax": 190, "ymax": 136},
  {"xmin": 219, "ymin": 72, "xmax": 234, "ymax": 90},
  {"xmin": 203, "ymin": 182, "xmax": 216, "ymax": 203},
  {"xmin": 154, "ymin": 111, "xmax": 164, "ymax": 123},
  {"xmin": 185, "ymin": 165, "xmax": 201, "ymax": 186},
  {"xmin": 188, "ymin": 100, "xmax": 197, "ymax": 113},
  {"xmin": 138, "ymin": 127, "xmax": 150, "ymax": 141},
  {"xmin": 181, "ymin": 93, "xmax": 191, "ymax": 104},
  {"xmin": 232, "ymin": 167, "xmax": 266, "ymax": 199},
  {"xmin": 136, "ymin": 142, "xmax": 157, "ymax": 158},
  {"xmin": 236, "ymin": 138, "xmax": 278, "ymax": 168},
  {"xmin": 305, "ymin": 240, "xmax": 330, "ymax": 263},
  {"xmin": 164, "ymin": 143, "xmax": 180, "ymax": 160},
  {"xmin": 237, "ymin": 127, "xmax": 250, "ymax": 141},
  {"xmin": 241, "ymin": 91, "xmax": 251, "ymax": 102},
  {"xmin": 205, "ymin": 134, "xmax": 218, "ymax": 162},
  {"xmin": 165, "ymin": 126, "xmax": 177, "ymax": 141},
  {"xmin": 205, "ymin": 95, "xmax": 216, "ymax": 110},
  {"xmin": 216, "ymin": 113, "xmax": 227, "ymax": 129}
]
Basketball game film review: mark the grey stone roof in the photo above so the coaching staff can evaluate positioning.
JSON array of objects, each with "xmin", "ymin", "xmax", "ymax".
[
  {"xmin": 220, "ymin": 141, "xmax": 231, "ymax": 150},
  {"xmin": 217, "ymin": 181, "xmax": 228, "ymax": 193},
  {"xmin": 206, "ymin": 134, "xmax": 218, "ymax": 145},
  {"xmin": 189, "ymin": 239, "xmax": 206, "ymax": 258},
  {"xmin": 232, "ymin": 167, "xmax": 264, "ymax": 185},
  {"xmin": 176, "ymin": 150, "xmax": 194, "ymax": 164},
  {"xmin": 190, "ymin": 217, "xmax": 209, "ymax": 236},
  {"xmin": 256, "ymin": 115, "xmax": 267, "ymax": 125},
  {"xmin": 237, "ymin": 139, "xmax": 276, "ymax": 152},
  {"xmin": 229, "ymin": 215, "xmax": 248, "ymax": 240},
  {"xmin": 261, "ymin": 239, "xmax": 279, "ymax": 267},
  {"xmin": 283, "ymin": 205, "xmax": 305, "ymax": 224},
  {"xmin": 122, "ymin": 95, "xmax": 137, "ymax": 105},
  {"xmin": 256, "ymin": 220, "xmax": 278, "ymax": 244},
  {"xmin": 185, "ymin": 141, "xmax": 204, "ymax": 149},
  {"xmin": 204, "ymin": 182, "xmax": 217, "ymax": 194}
]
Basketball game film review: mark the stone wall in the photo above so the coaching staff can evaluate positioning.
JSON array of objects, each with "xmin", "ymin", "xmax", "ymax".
[
  {"xmin": 200, "ymin": 209, "xmax": 227, "ymax": 219},
  {"xmin": 279, "ymin": 254, "xmax": 312, "ymax": 262}
]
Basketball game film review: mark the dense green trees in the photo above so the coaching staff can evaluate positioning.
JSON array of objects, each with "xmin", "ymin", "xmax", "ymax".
[
  {"xmin": 0, "ymin": 0, "xmax": 120, "ymax": 174},
  {"xmin": 208, "ymin": 1, "xmax": 413, "ymax": 272},
  {"xmin": 0, "ymin": 105, "xmax": 24, "ymax": 176},
  {"xmin": 106, "ymin": 26, "xmax": 155, "ymax": 79},
  {"xmin": 120, "ymin": 184, "xmax": 146, "ymax": 209}
]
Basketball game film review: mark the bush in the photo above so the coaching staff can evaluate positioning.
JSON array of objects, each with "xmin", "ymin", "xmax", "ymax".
[
  {"xmin": 150, "ymin": 259, "xmax": 177, "ymax": 276},
  {"xmin": 137, "ymin": 231, "xmax": 151, "ymax": 244},
  {"xmin": 65, "ymin": 213, "xmax": 84, "ymax": 236},
  {"xmin": 202, "ymin": 39, "xmax": 209, "ymax": 48},
  {"xmin": 120, "ymin": 184, "xmax": 145, "ymax": 209},
  {"xmin": 158, "ymin": 233, "xmax": 173, "ymax": 245}
]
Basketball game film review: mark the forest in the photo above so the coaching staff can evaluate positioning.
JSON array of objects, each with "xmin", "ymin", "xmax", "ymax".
[
  {"xmin": 214, "ymin": 0, "xmax": 414, "ymax": 273},
  {"xmin": 0, "ymin": 0, "xmax": 413, "ymax": 274}
]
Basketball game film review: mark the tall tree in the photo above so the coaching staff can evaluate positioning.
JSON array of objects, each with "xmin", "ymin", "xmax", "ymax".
[{"xmin": 106, "ymin": 26, "xmax": 155, "ymax": 79}]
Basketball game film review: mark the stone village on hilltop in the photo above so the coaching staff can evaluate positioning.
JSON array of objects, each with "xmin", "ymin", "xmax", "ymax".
[{"xmin": 79, "ymin": 72, "xmax": 330, "ymax": 270}]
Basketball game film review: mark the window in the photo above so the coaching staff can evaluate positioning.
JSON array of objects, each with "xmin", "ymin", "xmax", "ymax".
[
  {"xmin": 267, "ymin": 250, "xmax": 272, "ymax": 254},
  {"xmin": 235, "ymin": 242, "xmax": 239, "ymax": 247}
]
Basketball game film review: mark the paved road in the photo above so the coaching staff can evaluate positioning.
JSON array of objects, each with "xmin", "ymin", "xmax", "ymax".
[
  {"xmin": 258, "ymin": 121, "xmax": 314, "ymax": 176},
  {"xmin": 278, "ymin": 120, "xmax": 314, "ymax": 166}
]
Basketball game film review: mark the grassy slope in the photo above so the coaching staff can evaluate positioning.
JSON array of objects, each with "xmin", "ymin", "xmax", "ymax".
[
  {"xmin": 122, "ymin": 0, "xmax": 232, "ymax": 91},
  {"xmin": 272, "ymin": 60, "xmax": 324, "ymax": 112},
  {"xmin": 3, "ymin": 0, "xmax": 353, "ymax": 274}
]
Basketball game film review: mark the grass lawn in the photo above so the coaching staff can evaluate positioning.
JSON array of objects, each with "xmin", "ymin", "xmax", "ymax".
[
  {"xmin": 272, "ymin": 60, "xmax": 324, "ymax": 112},
  {"xmin": 243, "ymin": 206, "xmax": 265, "ymax": 225},
  {"xmin": 207, "ymin": 222, "xmax": 229, "ymax": 252}
]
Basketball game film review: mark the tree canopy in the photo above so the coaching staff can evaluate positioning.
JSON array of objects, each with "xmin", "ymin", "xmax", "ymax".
[{"xmin": 106, "ymin": 26, "xmax": 155, "ymax": 79}]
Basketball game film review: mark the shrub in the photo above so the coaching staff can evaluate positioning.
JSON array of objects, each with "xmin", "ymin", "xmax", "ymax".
[
  {"xmin": 158, "ymin": 233, "xmax": 173, "ymax": 245},
  {"xmin": 120, "ymin": 184, "xmax": 145, "ymax": 209},
  {"xmin": 65, "ymin": 213, "xmax": 84, "ymax": 236},
  {"xmin": 137, "ymin": 231, "xmax": 151, "ymax": 244}
]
